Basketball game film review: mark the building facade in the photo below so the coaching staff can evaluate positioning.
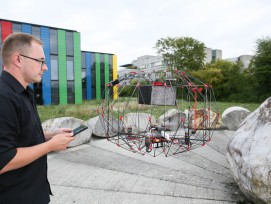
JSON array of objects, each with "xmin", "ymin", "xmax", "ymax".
[
  {"xmin": 0, "ymin": 19, "xmax": 117, "ymax": 105},
  {"xmin": 119, "ymin": 48, "xmax": 222, "ymax": 77},
  {"xmin": 225, "ymin": 55, "xmax": 253, "ymax": 70},
  {"xmin": 204, "ymin": 48, "xmax": 222, "ymax": 64}
]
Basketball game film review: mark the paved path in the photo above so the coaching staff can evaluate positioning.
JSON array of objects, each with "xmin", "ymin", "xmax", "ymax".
[{"xmin": 48, "ymin": 130, "xmax": 250, "ymax": 204}]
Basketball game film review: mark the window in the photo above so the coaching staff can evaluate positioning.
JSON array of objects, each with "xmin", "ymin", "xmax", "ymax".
[
  {"xmin": 67, "ymin": 56, "xmax": 74, "ymax": 80},
  {"xmin": 82, "ymin": 68, "xmax": 86, "ymax": 100},
  {"xmin": 51, "ymin": 81, "xmax": 59, "ymax": 104},
  {"xmin": 67, "ymin": 81, "xmax": 74, "ymax": 104},
  {"xmin": 66, "ymin": 32, "xmax": 74, "ymax": 56},
  {"xmin": 50, "ymin": 29, "xmax": 58, "ymax": 54},
  {"xmin": 32, "ymin": 26, "xmax": 40, "ymax": 39},
  {"xmin": 81, "ymin": 52, "xmax": 86, "ymax": 68},
  {"xmin": 12, "ymin": 23, "xmax": 21, "ymax": 32},
  {"xmin": 51, "ymin": 55, "xmax": 58, "ymax": 80}
]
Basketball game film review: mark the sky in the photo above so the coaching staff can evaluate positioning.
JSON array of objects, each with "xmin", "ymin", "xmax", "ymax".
[{"xmin": 1, "ymin": 0, "xmax": 271, "ymax": 68}]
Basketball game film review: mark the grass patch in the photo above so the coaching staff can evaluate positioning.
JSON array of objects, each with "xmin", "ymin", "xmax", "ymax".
[{"xmin": 37, "ymin": 99, "xmax": 261, "ymax": 122}]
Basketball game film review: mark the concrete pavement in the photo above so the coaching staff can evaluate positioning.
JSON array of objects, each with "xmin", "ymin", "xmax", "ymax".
[{"xmin": 48, "ymin": 130, "xmax": 250, "ymax": 204}]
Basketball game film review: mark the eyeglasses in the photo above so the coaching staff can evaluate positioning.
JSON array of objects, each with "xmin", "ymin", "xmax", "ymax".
[{"xmin": 19, "ymin": 54, "xmax": 46, "ymax": 68}]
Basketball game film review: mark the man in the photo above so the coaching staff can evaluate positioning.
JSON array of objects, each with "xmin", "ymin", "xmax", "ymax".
[{"xmin": 0, "ymin": 32, "xmax": 75, "ymax": 203}]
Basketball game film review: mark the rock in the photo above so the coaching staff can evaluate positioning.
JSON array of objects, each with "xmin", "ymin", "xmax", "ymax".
[
  {"xmin": 86, "ymin": 115, "xmax": 121, "ymax": 137},
  {"xmin": 226, "ymin": 97, "xmax": 271, "ymax": 204},
  {"xmin": 123, "ymin": 112, "xmax": 156, "ymax": 132},
  {"xmin": 222, "ymin": 106, "xmax": 251, "ymax": 130},
  {"xmin": 157, "ymin": 109, "xmax": 186, "ymax": 130},
  {"xmin": 42, "ymin": 117, "xmax": 92, "ymax": 147}
]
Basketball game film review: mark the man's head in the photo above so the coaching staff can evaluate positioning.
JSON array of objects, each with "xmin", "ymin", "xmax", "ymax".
[
  {"xmin": 1, "ymin": 32, "xmax": 47, "ymax": 87},
  {"xmin": 1, "ymin": 32, "xmax": 43, "ymax": 66}
]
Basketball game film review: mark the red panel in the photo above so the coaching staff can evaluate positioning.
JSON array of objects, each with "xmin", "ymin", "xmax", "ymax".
[{"xmin": 1, "ymin": 21, "xmax": 12, "ymax": 42}]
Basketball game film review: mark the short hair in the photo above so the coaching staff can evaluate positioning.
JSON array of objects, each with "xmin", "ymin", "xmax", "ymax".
[{"xmin": 1, "ymin": 32, "xmax": 43, "ymax": 66}]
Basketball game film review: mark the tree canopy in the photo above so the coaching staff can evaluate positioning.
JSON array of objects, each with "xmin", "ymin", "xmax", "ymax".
[
  {"xmin": 154, "ymin": 37, "xmax": 206, "ymax": 71},
  {"xmin": 191, "ymin": 60, "xmax": 250, "ymax": 102},
  {"xmin": 248, "ymin": 37, "xmax": 271, "ymax": 102}
]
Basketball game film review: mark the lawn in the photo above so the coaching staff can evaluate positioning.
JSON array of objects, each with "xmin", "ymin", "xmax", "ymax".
[{"xmin": 37, "ymin": 99, "xmax": 261, "ymax": 123}]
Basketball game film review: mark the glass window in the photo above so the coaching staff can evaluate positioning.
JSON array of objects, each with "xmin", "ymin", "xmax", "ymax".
[
  {"xmin": 34, "ymin": 83, "xmax": 42, "ymax": 105},
  {"xmin": 100, "ymin": 54, "xmax": 104, "ymax": 71},
  {"xmin": 66, "ymin": 32, "xmax": 74, "ymax": 56},
  {"xmin": 91, "ymin": 62, "xmax": 96, "ymax": 99},
  {"xmin": 82, "ymin": 68, "xmax": 86, "ymax": 100},
  {"xmin": 90, "ymin": 53, "xmax": 96, "ymax": 98},
  {"xmin": 50, "ymin": 29, "xmax": 58, "ymax": 54},
  {"xmin": 32, "ymin": 26, "xmax": 40, "ymax": 39},
  {"xmin": 108, "ymin": 55, "xmax": 113, "ymax": 81},
  {"xmin": 67, "ymin": 56, "xmax": 74, "ymax": 80},
  {"xmin": 81, "ymin": 52, "xmax": 86, "ymax": 68},
  {"xmin": 108, "ymin": 55, "xmax": 113, "ymax": 71},
  {"xmin": 67, "ymin": 81, "xmax": 74, "ymax": 104},
  {"xmin": 12, "ymin": 23, "xmax": 21, "ymax": 32},
  {"xmin": 51, "ymin": 55, "xmax": 58, "ymax": 80},
  {"xmin": 51, "ymin": 81, "xmax": 59, "ymax": 104}
]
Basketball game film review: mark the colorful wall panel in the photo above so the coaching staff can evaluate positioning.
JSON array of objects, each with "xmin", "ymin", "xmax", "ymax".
[
  {"xmin": 0, "ymin": 19, "xmax": 117, "ymax": 105},
  {"xmin": 113, "ymin": 55, "xmax": 118, "ymax": 99},
  {"xmin": 40, "ymin": 27, "xmax": 51, "ymax": 105},
  {"xmin": 73, "ymin": 32, "xmax": 82, "ymax": 104},
  {"xmin": 57, "ymin": 30, "xmax": 68, "ymax": 105},
  {"xmin": 95, "ymin": 53, "xmax": 101, "ymax": 100}
]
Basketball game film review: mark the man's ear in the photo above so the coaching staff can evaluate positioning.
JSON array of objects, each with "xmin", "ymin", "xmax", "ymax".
[{"xmin": 12, "ymin": 52, "xmax": 22, "ymax": 67}]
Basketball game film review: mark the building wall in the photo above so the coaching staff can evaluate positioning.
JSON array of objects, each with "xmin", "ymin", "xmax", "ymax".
[
  {"xmin": 81, "ymin": 51, "xmax": 116, "ymax": 100},
  {"xmin": 204, "ymin": 48, "xmax": 212, "ymax": 64},
  {"xmin": 225, "ymin": 55, "xmax": 253, "ymax": 70},
  {"xmin": 0, "ymin": 19, "xmax": 117, "ymax": 105}
]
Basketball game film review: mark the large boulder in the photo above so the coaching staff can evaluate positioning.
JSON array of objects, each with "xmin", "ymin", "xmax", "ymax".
[
  {"xmin": 42, "ymin": 117, "xmax": 92, "ymax": 147},
  {"xmin": 222, "ymin": 106, "xmax": 251, "ymax": 130},
  {"xmin": 86, "ymin": 115, "xmax": 121, "ymax": 138},
  {"xmin": 123, "ymin": 112, "xmax": 156, "ymax": 132},
  {"xmin": 157, "ymin": 109, "xmax": 186, "ymax": 130},
  {"xmin": 226, "ymin": 97, "xmax": 271, "ymax": 204}
]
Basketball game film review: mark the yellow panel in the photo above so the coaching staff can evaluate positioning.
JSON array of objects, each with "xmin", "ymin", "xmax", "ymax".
[{"xmin": 113, "ymin": 55, "xmax": 118, "ymax": 99}]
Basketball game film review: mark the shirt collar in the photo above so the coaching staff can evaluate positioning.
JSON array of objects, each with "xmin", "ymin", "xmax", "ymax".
[{"xmin": 0, "ymin": 70, "xmax": 28, "ymax": 94}]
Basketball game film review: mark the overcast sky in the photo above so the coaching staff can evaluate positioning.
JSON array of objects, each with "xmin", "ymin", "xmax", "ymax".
[{"xmin": 1, "ymin": 0, "xmax": 271, "ymax": 68}]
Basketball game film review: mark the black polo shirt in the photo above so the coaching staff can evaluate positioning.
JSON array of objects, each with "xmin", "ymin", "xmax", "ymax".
[{"xmin": 0, "ymin": 71, "xmax": 51, "ymax": 204}]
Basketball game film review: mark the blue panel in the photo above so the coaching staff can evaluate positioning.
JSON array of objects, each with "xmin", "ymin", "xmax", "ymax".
[
  {"xmin": 86, "ymin": 52, "xmax": 92, "ymax": 100},
  {"xmin": 40, "ymin": 27, "xmax": 51, "ymax": 105},
  {"xmin": 22, "ymin": 24, "xmax": 32, "ymax": 34}
]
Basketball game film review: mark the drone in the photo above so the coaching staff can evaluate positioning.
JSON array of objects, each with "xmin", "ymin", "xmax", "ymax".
[{"xmin": 96, "ymin": 70, "xmax": 220, "ymax": 157}]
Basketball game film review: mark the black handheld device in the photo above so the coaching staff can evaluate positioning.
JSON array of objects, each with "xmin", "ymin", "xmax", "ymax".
[{"xmin": 72, "ymin": 125, "xmax": 88, "ymax": 136}]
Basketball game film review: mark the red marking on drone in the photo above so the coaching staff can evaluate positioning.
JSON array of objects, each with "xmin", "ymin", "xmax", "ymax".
[{"xmin": 152, "ymin": 81, "xmax": 163, "ymax": 86}]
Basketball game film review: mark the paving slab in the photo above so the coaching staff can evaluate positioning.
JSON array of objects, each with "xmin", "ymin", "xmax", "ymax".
[{"xmin": 47, "ymin": 130, "xmax": 250, "ymax": 204}]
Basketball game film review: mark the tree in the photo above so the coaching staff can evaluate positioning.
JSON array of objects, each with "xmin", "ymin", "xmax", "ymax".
[
  {"xmin": 154, "ymin": 37, "xmax": 206, "ymax": 71},
  {"xmin": 249, "ymin": 37, "xmax": 271, "ymax": 102},
  {"xmin": 191, "ymin": 60, "xmax": 251, "ymax": 102}
]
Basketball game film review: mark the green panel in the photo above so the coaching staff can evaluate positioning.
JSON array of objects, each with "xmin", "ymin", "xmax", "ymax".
[
  {"xmin": 104, "ymin": 54, "xmax": 109, "ymax": 85},
  {"xmin": 73, "ymin": 32, "xmax": 82, "ymax": 104},
  {"xmin": 104, "ymin": 54, "xmax": 109, "ymax": 100},
  {"xmin": 95, "ymin": 53, "xmax": 101, "ymax": 99},
  {"xmin": 58, "ymin": 30, "xmax": 67, "ymax": 104}
]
